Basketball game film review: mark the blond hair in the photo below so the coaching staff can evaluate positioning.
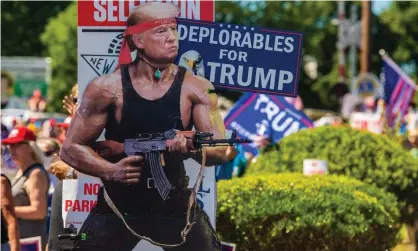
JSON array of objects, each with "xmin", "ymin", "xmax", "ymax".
[{"xmin": 28, "ymin": 141, "xmax": 47, "ymax": 166}]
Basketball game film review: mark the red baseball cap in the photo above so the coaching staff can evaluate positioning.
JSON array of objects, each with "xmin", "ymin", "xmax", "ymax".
[
  {"xmin": 2, "ymin": 127, "xmax": 37, "ymax": 145},
  {"xmin": 57, "ymin": 116, "xmax": 72, "ymax": 129},
  {"xmin": 49, "ymin": 118, "xmax": 56, "ymax": 126}
]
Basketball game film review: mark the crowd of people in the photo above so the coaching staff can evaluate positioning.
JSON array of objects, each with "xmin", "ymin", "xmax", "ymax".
[{"xmin": 1, "ymin": 83, "xmax": 78, "ymax": 251}]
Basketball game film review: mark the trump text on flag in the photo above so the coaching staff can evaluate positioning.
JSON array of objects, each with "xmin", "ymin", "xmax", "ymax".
[
  {"xmin": 175, "ymin": 19, "xmax": 303, "ymax": 97},
  {"xmin": 224, "ymin": 93, "xmax": 313, "ymax": 155}
]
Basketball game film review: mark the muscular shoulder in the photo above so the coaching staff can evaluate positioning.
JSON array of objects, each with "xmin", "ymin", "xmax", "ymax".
[
  {"xmin": 84, "ymin": 71, "xmax": 122, "ymax": 101},
  {"xmin": 183, "ymin": 73, "xmax": 216, "ymax": 107},
  {"xmin": 80, "ymin": 71, "xmax": 122, "ymax": 109}
]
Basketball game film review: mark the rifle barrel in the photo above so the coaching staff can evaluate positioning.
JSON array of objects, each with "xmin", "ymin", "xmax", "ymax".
[{"xmin": 197, "ymin": 139, "xmax": 252, "ymax": 146}]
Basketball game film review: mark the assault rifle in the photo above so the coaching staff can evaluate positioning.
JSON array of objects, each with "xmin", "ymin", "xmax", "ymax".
[{"xmin": 93, "ymin": 129, "xmax": 252, "ymax": 200}]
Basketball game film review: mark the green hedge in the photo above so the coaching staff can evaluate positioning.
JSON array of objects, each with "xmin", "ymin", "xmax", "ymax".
[
  {"xmin": 247, "ymin": 126, "xmax": 418, "ymax": 223},
  {"xmin": 217, "ymin": 173, "xmax": 401, "ymax": 251}
]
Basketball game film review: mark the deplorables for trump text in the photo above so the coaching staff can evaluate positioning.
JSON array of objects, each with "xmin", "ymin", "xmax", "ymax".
[{"xmin": 177, "ymin": 21, "xmax": 302, "ymax": 95}]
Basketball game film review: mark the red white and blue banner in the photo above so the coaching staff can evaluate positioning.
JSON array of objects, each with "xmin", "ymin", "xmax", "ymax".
[{"xmin": 382, "ymin": 55, "xmax": 417, "ymax": 127}]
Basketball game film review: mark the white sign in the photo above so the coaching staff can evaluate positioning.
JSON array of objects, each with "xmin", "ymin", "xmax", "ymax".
[
  {"xmin": 62, "ymin": 173, "xmax": 102, "ymax": 232},
  {"xmin": 303, "ymin": 159, "xmax": 328, "ymax": 175},
  {"xmin": 349, "ymin": 112, "xmax": 383, "ymax": 134}
]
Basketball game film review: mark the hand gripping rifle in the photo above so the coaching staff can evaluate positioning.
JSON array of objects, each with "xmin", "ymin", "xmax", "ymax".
[{"xmin": 122, "ymin": 129, "xmax": 251, "ymax": 200}]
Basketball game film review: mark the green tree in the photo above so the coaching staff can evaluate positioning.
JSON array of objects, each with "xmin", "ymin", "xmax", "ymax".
[
  {"xmin": 40, "ymin": 2, "xmax": 77, "ymax": 113},
  {"xmin": 379, "ymin": 1, "xmax": 418, "ymax": 104},
  {"xmin": 380, "ymin": 1, "xmax": 418, "ymax": 81},
  {"xmin": 1, "ymin": 1, "xmax": 71, "ymax": 57}
]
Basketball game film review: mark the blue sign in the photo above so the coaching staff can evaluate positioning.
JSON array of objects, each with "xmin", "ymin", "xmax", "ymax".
[
  {"xmin": 175, "ymin": 18, "xmax": 304, "ymax": 97},
  {"xmin": 224, "ymin": 93, "xmax": 313, "ymax": 155}
]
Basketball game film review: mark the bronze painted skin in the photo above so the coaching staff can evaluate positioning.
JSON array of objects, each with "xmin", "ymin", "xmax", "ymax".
[
  {"xmin": 59, "ymin": 2, "xmax": 235, "ymax": 251},
  {"xmin": 60, "ymin": 10, "xmax": 235, "ymax": 183}
]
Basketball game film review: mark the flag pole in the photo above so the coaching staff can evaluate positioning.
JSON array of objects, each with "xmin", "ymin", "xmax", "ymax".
[{"xmin": 379, "ymin": 49, "xmax": 389, "ymax": 135}]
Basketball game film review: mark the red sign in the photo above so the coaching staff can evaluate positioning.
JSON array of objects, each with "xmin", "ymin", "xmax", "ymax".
[{"xmin": 78, "ymin": 0, "xmax": 215, "ymax": 26}]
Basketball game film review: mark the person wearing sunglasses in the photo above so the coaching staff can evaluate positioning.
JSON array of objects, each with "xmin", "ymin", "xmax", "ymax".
[{"xmin": 2, "ymin": 127, "xmax": 50, "ymax": 251}]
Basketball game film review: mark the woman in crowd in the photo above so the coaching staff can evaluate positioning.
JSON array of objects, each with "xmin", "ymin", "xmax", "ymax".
[
  {"xmin": 2, "ymin": 127, "xmax": 50, "ymax": 251},
  {"xmin": 1, "ymin": 173, "xmax": 20, "ymax": 251}
]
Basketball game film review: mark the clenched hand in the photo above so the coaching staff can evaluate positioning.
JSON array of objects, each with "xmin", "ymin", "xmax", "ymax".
[
  {"xmin": 106, "ymin": 155, "xmax": 144, "ymax": 184},
  {"xmin": 166, "ymin": 134, "xmax": 193, "ymax": 153}
]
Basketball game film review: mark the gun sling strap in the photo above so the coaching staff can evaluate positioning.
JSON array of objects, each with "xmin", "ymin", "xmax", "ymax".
[{"xmin": 103, "ymin": 147, "xmax": 207, "ymax": 248}]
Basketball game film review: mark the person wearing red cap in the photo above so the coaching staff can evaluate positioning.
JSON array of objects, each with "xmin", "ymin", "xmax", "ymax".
[
  {"xmin": 56, "ymin": 116, "xmax": 72, "ymax": 144},
  {"xmin": 2, "ymin": 127, "xmax": 50, "ymax": 251},
  {"xmin": 59, "ymin": 2, "xmax": 235, "ymax": 251}
]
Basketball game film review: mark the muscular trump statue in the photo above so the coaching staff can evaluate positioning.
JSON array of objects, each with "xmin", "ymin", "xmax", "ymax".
[{"xmin": 59, "ymin": 2, "xmax": 235, "ymax": 251}]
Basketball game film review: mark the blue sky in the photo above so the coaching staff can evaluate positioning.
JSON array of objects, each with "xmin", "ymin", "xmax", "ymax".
[{"xmin": 372, "ymin": 0, "xmax": 392, "ymax": 15}]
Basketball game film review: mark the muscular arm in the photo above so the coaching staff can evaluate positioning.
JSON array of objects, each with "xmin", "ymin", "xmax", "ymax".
[
  {"xmin": 59, "ymin": 75, "xmax": 118, "ymax": 180},
  {"xmin": 187, "ymin": 76, "xmax": 237, "ymax": 166},
  {"xmin": 15, "ymin": 169, "xmax": 48, "ymax": 220},
  {"xmin": 1, "ymin": 176, "xmax": 20, "ymax": 251}
]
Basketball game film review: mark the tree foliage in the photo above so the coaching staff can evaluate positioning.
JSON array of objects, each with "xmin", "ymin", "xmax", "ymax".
[
  {"xmin": 1, "ymin": 1, "xmax": 71, "ymax": 57},
  {"xmin": 379, "ymin": 1, "xmax": 418, "ymax": 104},
  {"xmin": 380, "ymin": 1, "xmax": 418, "ymax": 81},
  {"xmin": 40, "ymin": 3, "xmax": 77, "ymax": 113}
]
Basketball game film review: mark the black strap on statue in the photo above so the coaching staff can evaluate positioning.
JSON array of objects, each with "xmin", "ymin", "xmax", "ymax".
[{"xmin": 102, "ymin": 148, "xmax": 207, "ymax": 248}]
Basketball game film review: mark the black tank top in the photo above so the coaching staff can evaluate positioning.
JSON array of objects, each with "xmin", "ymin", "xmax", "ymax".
[
  {"xmin": 1, "ymin": 174, "xmax": 11, "ymax": 244},
  {"xmin": 99, "ymin": 64, "xmax": 193, "ymax": 213}
]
